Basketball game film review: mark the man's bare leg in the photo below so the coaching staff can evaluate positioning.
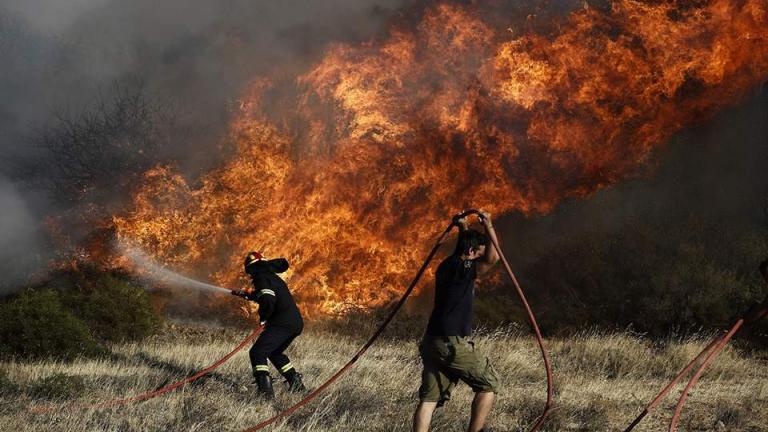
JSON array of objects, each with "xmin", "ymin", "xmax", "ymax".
[
  {"xmin": 413, "ymin": 401, "xmax": 438, "ymax": 432},
  {"xmin": 468, "ymin": 392, "xmax": 495, "ymax": 432}
]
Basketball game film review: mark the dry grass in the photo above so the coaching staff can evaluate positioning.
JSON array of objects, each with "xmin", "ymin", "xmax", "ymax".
[{"xmin": 1, "ymin": 324, "xmax": 766, "ymax": 432}]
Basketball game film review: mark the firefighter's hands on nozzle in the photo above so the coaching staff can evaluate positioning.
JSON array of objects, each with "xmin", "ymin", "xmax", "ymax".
[{"xmin": 232, "ymin": 289, "xmax": 247, "ymax": 298}]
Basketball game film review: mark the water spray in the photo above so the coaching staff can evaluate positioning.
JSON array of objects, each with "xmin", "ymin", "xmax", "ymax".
[{"xmin": 117, "ymin": 240, "xmax": 232, "ymax": 294}]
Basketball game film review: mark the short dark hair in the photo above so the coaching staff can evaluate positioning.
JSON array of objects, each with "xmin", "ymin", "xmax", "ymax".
[{"xmin": 453, "ymin": 229, "xmax": 488, "ymax": 256}]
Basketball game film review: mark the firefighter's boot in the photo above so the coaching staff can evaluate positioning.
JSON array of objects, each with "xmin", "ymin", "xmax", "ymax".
[
  {"xmin": 254, "ymin": 373, "xmax": 274, "ymax": 399},
  {"xmin": 284, "ymin": 369, "xmax": 307, "ymax": 393}
]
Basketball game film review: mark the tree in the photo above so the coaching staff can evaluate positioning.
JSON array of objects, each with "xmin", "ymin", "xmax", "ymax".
[{"xmin": 15, "ymin": 80, "xmax": 180, "ymax": 211}]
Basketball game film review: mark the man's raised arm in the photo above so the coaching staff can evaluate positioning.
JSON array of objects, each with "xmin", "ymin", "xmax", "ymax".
[{"xmin": 477, "ymin": 211, "xmax": 499, "ymax": 274}]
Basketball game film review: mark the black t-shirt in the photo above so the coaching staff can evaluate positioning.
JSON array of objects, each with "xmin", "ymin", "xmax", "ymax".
[{"xmin": 426, "ymin": 255, "xmax": 477, "ymax": 337}]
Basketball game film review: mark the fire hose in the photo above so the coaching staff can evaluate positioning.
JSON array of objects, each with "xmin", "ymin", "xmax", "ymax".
[
  {"xmin": 240, "ymin": 209, "xmax": 553, "ymax": 432},
  {"xmin": 477, "ymin": 210, "xmax": 554, "ymax": 432},
  {"xmin": 30, "ymin": 324, "xmax": 265, "ymax": 413},
  {"xmin": 624, "ymin": 261, "xmax": 768, "ymax": 432}
]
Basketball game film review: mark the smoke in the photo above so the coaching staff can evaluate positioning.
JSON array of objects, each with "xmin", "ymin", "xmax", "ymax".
[
  {"xmin": 0, "ymin": 176, "xmax": 46, "ymax": 294},
  {"xmin": 498, "ymin": 84, "xmax": 768, "ymax": 267},
  {"xmin": 0, "ymin": 0, "xmax": 414, "ymax": 168},
  {"xmin": 117, "ymin": 240, "xmax": 232, "ymax": 294},
  {"xmin": 1, "ymin": 0, "xmax": 109, "ymax": 35}
]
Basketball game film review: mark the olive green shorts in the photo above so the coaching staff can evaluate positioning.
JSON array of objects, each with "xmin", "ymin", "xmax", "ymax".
[{"xmin": 418, "ymin": 335, "xmax": 500, "ymax": 405}]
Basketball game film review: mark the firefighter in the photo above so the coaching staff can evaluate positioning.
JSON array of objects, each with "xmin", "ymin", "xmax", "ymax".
[
  {"xmin": 232, "ymin": 251, "xmax": 306, "ymax": 398},
  {"xmin": 413, "ymin": 210, "xmax": 501, "ymax": 432}
]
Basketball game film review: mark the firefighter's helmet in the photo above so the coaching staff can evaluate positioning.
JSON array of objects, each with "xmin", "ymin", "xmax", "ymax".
[{"xmin": 244, "ymin": 251, "xmax": 266, "ymax": 272}]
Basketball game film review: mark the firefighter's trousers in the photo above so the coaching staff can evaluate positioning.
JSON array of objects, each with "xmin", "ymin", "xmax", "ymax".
[{"xmin": 249, "ymin": 325, "xmax": 300, "ymax": 378}]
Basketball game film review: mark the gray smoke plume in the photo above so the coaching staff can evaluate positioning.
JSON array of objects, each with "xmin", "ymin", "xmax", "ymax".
[
  {"xmin": 0, "ymin": 176, "xmax": 46, "ymax": 293},
  {"xmin": 0, "ymin": 0, "xmax": 413, "ymax": 167}
]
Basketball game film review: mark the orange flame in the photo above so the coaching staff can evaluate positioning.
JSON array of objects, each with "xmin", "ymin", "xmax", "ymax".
[{"xmin": 114, "ymin": 0, "xmax": 768, "ymax": 316}]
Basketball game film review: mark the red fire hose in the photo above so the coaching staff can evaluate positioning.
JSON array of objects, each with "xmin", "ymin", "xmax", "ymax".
[
  {"xmin": 30, "ymin": 325, "xmax": 264, "ymax": 413},
  {"xmin": 624, "ymin": 263, "xmax": 768, "ymax": 432},
  {"xmin": 240, "ymin": 209, "xmax": 554, "ymax": 432},
  {"xmin": 476, "ymin": 210, "xmax": 554, "ymax": 431},
  {"xmin": 624, "ymin": 318, "xmax": 752, "ymax": 432},
  {"xmin": 667, "ymin": 319, "xmax": 744, "ymax": 432},
  {"xmin": 622, "ymin": 334, "xmax": 723, "ymax": 432}
]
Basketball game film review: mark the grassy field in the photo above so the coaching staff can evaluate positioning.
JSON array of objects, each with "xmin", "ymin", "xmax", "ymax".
[{"xmin": 1, "ymin": 323, "xmax": 766, "ymax": 432}]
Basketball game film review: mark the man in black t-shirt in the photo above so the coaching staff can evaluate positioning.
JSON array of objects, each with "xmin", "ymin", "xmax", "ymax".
[{"xmin": 413, "ymin": 211, "xmax": 501, "ymax": 432}]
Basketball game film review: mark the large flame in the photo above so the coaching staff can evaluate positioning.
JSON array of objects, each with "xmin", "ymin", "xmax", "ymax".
[{"xmin": 114, "ymin": 0, "xmax": 768, "ymax": 316}]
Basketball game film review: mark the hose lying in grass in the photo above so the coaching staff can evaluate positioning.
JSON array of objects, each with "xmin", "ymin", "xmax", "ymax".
[
  {"xmin": 30, "ymin": 324, "xmax": 264, "ymax": 413},
  {"xmin": 624, "ymin": 260, "xmax": 768, "ymax": 432}
]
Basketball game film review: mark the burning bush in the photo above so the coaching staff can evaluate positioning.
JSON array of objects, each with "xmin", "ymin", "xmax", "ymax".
[{"xmin": 114, "ymin": 0, "xmax": 768, "ymax": 318}]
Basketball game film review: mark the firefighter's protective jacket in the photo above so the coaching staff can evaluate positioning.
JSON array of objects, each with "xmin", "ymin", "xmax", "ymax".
[{"xmin": 245, "ymin": 258, "xmax": 304, "ymax": 333}]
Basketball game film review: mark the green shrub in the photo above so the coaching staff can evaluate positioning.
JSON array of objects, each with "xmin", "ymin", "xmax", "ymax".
[
  {"xmin": 0, "ymin": 267, "xmax": 161, "ymax": 361},
  {"xmin": 28, "ymin": 373, "xmax": 85, "ymax": 400},
  {"xmin": 59, "ymin": 272, "xmax": 162, "ymax": 342},
  {"xmin": 0, "ymin": 289, "xmax": 104, "ymax": 361}
]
